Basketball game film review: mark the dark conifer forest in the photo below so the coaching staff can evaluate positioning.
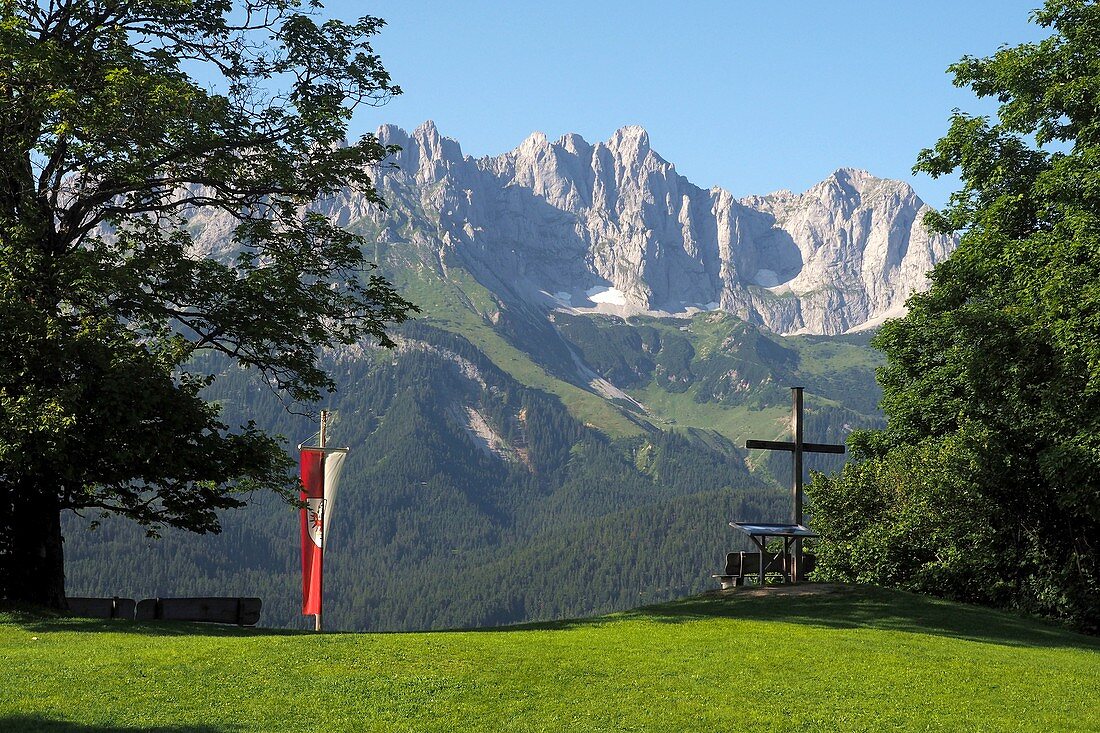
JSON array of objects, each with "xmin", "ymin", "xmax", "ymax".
[{"xmin": 64, "ymin": 318, "xmax": 878, "ymax": 631}]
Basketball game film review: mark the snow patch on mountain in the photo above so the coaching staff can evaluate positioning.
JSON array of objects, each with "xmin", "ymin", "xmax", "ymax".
[{"xmin": 586, "ymin": 286, "xmax": 627, "ymax": 306}]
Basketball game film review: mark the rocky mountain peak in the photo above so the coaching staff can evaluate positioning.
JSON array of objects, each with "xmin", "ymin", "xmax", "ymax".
[
  {"xmin": 607, "ymin": 125, "xmax": 650, "ymax": 154},
  {"xmin": 412, "ymin": 120, "xmax": 462, "ymax": 163},
  {"xmin": 413, "ymin": 118, "xmax": 440, "ymax": 138},
  {"xmin": 559, "ymin": 132, "xmax": 591, "ymax": 155},
  {"xmin": 366, "ymin": 123, "xmax": 956, "ymax": 335},
  {"xmin": 516, "ymin": 130, "xmax": 550, "ymax": 153},
  {"xmin": 830, "ymin": 166, "xmax": 874, "ymax": 187}
]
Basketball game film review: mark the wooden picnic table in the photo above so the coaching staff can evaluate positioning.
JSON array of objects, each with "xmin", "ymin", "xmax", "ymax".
[{"xmin": 730, "ymin": 522, "xmax": 819, "ymax": 585}]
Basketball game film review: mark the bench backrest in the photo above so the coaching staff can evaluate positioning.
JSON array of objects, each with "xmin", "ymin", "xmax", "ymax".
[
  {"xmin": 725, "ymin": 551, "xmax": 817, "ymax": 576},
  {"xmin": 67, "ymin": 596, "xmax": 262, "ymax": 625},
  {"xmin": 67, "ymin": 597, "xmax": 136, "ymax": 620},
  {"xmin": 135, "ymin": 597, "xmax": 262, "ymax": 626}
]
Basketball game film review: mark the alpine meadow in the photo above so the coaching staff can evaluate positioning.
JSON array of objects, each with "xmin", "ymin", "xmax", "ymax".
[{"xmin": 3, "ymin": 1, "xmax": 1099, "ymax": 732}]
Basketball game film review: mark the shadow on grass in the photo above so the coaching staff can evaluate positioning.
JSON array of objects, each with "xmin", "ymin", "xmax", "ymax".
[
  {"xmin": 504, "ymin": 586, "xmax": 1100, "ymax": 652},
  {"xmin": 0, "ymin": 604, "xmax": 303, "ymax": 638},
  {"xmin": 6, "ymin": 590, "xmax": 1097, "ymax": 653},
  {"xmin": 0, "ymin": 716, "xmax": 236, "ymax": 732}
]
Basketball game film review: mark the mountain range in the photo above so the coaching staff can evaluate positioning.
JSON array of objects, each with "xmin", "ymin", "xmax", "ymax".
[
  {"xmin": 65, "ymin": 124, "xmax": 957, "ymax": 631},
  {"xmin": 358, "ymin": 121, "xmax": 954, "ymax": 335}
]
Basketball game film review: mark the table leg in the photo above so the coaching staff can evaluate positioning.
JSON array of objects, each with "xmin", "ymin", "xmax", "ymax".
[
  {"xmin": 783, "ymin": 537, "xmax": 792, "ymax": 584},
  {"xmin": 755, "ymin": 537, "xmax": 765, "ymax": 586}
]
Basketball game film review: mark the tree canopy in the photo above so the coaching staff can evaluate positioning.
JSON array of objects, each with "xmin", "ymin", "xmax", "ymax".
[
  {"xmin": 0, "ymin": 1, "xmax": 415, "ymax": 607},
  {"xmin": 808, "ymin": 0, "xmax": 1100, "ymax": 631}
]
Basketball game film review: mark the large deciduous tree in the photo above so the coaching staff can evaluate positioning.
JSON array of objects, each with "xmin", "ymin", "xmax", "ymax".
[
  {"xmin": 0, "ymin": 1, "xmax": 415, "ymax": 608},
  {"xmin": 808, "ymin": 0, "xmax": 1099, "ymax": 631}
]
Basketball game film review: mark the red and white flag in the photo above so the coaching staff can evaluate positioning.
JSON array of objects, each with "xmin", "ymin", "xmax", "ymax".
[{"xmin": 300, "ymin": 447, "xmax": 348, "ymax": 616}]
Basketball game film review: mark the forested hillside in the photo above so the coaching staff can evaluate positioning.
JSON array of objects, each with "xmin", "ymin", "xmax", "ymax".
[{"xmin": 65, "ymin": 301, "xmax": 883, "ymax": 630}]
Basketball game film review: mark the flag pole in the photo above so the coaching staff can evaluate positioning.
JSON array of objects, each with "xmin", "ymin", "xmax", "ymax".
[{"xmin": 316, "ymin": 409, "xmax": 327, "ymax": 633}]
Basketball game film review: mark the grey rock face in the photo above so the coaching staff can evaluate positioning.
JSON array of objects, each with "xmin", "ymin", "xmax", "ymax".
[{"xmin": 373, "ymin": 122, "xmax": 955, "ymax": 335}]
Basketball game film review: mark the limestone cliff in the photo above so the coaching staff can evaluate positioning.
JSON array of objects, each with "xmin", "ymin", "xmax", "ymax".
[{"xmin": 361, "ymin": 122, "xmax": 954, "ymax": 335}]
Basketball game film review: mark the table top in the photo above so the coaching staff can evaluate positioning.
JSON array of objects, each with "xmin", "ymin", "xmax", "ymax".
[{"xmin": 729, "ymin": 522, "xmax": 819, "ymax": 538}]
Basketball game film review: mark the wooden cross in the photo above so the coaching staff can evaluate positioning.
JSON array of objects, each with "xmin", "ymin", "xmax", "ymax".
[{"xmin": 745, "ymin": 386, "xmax": 845, "ymax": 581}]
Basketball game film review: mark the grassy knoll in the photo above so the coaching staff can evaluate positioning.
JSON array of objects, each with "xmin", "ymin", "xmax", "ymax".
[{"xmin": 3, "ymin": 586, "xmax": 1098, "ymax": 732}]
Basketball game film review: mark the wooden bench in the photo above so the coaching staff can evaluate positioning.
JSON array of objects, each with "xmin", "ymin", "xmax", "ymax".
[
  {"xmin": 66, "ymin": 596, "xmax": 261, "ymax": 625},
  {"xmin": 135, "ymin": 597, "xmax": 262, "ymax": 626},
  {"xmin": 712, "ymin": 552, "xmax": 816, "ymax": 588},
  {"xmin": 67, "ymin": 597, "xmax": 137, "ymax": 620}
]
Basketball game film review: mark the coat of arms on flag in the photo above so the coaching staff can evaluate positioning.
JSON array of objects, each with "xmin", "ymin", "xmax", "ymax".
[{"xmin": 304, "ymin": 498, "xmax": 325, "ymax": 548}]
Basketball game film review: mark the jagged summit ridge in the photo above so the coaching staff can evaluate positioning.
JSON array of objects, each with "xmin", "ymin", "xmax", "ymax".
[{"xmin": 369, "ymin": 123, "xmax": 956, "ymax": 335}]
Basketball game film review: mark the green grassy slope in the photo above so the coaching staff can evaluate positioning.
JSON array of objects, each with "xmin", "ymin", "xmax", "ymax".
[
  {"xmin": 387, "ymin": 255, "xmax": 646, "ymax": 438},
  {"xmin": 4, "ymin": 587, "xmax": 1097, "ymax": 733}
]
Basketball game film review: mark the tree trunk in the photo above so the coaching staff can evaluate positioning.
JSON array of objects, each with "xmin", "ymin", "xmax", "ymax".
[{"xmin": 1, "ymin": 478, "xmax": 67, "ymax": 609}]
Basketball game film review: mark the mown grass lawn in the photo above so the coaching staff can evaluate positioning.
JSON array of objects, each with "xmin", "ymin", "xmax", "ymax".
[{"xmin": 2, "ymin": 586, "xmax": 1097, "ymax": 732}]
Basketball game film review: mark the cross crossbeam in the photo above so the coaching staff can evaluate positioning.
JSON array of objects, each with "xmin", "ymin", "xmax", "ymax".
[{"xmin": 745, "ymin": 439, "xmax": 846, "ymax": 454}]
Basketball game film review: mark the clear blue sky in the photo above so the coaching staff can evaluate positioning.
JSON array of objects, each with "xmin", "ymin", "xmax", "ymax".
[{"xmin": 327, "ymin": 1, "xmax": 1051, "ymax": 209}]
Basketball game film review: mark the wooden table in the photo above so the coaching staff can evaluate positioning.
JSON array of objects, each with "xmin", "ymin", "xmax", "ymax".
[{"xmin": 729, "ymin": 522, "xmax": 819, "ymax": 584}]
